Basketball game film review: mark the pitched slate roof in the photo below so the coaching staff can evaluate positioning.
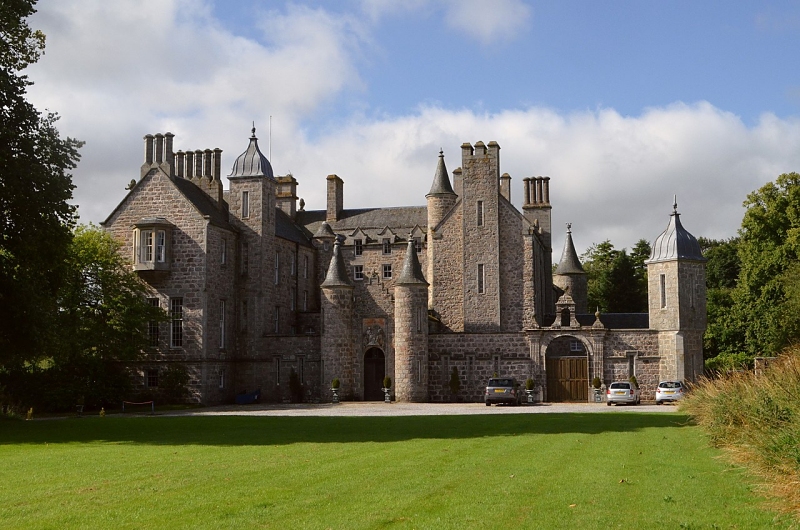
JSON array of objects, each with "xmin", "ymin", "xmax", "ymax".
[
  {"xmin": 171, "ymin": 176, "xmax": 233, "ymax": 230},
  {"xmin": 275, "ymin": 208, "xmax": 313, "ymax": 247},
  {"xmin": 296, "ymin": 206, "xmax": 428, "ymax": 242}
]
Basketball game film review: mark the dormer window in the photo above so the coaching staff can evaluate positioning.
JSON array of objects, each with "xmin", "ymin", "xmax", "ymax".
[
  {"xmin": 134, "ymin": 218, "xmax": 173, "ymax": 274},
  {"xmin": 354, "ymin": 239, "xmax": 363, "ymax": 256},
  {"xmin": 382, "ymin": 238, "xmax": 391, "ymax": 254}
]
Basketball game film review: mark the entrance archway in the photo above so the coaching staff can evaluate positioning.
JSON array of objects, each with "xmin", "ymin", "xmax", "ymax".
[
  {"xmin": 545, "ymin": 336, "xmax": 588, "ymax": 402},
  {"xmin": 363, "ymin": 348, "xmax": 386, "ymax": 401}
]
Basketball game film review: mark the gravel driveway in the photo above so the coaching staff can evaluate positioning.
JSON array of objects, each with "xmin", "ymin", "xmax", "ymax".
[{"xmin": 167, "ymin": 401, "xmax": 679, "ymax": 418}]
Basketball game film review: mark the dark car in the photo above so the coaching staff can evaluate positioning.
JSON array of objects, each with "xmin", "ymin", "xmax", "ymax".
[{"xmin": 485, "ymin": 378, "xmax": 521, "ymax": 406}]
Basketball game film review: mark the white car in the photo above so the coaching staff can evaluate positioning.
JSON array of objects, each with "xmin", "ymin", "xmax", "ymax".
[
  {"xmin": 606, "ymin": 381, "xmax": 640, "ymax": 406},
  {"xmin": 655, "ymin": 381, "xmax": 686, "ymax": 405}
]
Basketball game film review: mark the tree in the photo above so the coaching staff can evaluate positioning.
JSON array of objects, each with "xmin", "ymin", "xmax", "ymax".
[
  {"xmin": 697, "ymin": 237, "xmax": 741, "ymax": 367},
  {"xmin": 727, "ymin": 173, "xmax": 800, "ymax": 359},
  {"xmin": 1, "ymin": 226, "xmax": 166, "ymax": 410},
  {"xmin": 582, "ymin": 239, "xmax": 650, "ymax": 313},
  {"xmin": 0, "ymin": 0, "xmax": 83, "ymax": 369}
]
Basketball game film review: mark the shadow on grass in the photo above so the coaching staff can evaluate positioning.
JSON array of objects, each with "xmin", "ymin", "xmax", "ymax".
[{"xmin": 0, "ymin": 412, "xmax": 692, "ymax": 447}]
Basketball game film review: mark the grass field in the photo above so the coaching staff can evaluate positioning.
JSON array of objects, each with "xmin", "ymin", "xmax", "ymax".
[{"xmin": 0, "ymin": 412, "xmax": 790, "ymax": 529}]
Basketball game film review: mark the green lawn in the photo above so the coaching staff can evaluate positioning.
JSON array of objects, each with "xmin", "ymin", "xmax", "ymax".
[{"xmin": 0, "ymin": 412, "xmax": 790, "ymax": 529}]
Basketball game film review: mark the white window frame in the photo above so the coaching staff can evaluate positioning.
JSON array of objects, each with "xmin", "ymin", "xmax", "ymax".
[
  {"xmin": 383, "ymin": 263, "xmax": 392, "ymax": 279},
  {"xmin": 354, "ymin": 239, "xmax": 363, "ymax": 256},
  {"xmin": 354, "ymin": 264, "xmax": 364, "ymax": 281},
  {"xmin": 170, "ymin": 298, "xmax": 183, "ymax": 348},
  {"xmin": 382, "ymin": 238, "xmax": 391, "ymax": 255}
]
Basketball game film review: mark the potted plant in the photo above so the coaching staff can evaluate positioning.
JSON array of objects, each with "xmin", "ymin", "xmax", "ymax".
[
  {"xmin": 382, "ymin": 376, "xmax": 392, "ymax": 403},
  {"xmin": 592, "ymin": 376, "xmax": 603, "ymax": 403},
  {"xmin": 524, "ymin": 378, "xmax": 536, "ymax": 403},
  {"xmin": 331, "ymin": 377, "xmax": 340, "ymax": 404}
]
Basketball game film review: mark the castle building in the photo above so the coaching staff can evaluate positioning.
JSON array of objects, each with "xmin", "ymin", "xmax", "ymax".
[{"xmin": 102, "ymin": 129, "xmax": 706, "ymax": 404}]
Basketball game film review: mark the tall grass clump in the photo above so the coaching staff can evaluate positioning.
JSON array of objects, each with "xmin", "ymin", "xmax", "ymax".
[{"xmin": 682, "ymin": 346, "xmax": 800, "ymax": 518}]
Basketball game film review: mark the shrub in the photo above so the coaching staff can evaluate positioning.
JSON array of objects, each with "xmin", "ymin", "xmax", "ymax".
[
  {"xmin": 525, "ymin": 378, "xmax": 535, "ymax": 391},
  {"xmin": 628, "ymin": 375, "xmax": 639, "ymax": 388},
  {"xmin": 682, "ymin": 346, "xmax": 800, "ymax": 517},
  {"xmin": 448, "ymin": 367, "xmax": 461, "ymax": 396},
  {"xmin": 331, "ymin": 378, "xmax": 340, "ymax": 389},
  {"xmin": 592, "ymin": 376, "xmax": 602, "ymax": 389},
  {"xmin": 382, "ymin": 376, "xmax": 391, "ymax": 389}
]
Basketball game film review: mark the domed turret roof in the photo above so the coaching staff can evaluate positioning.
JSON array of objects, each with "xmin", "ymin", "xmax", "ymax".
[
  {"xmin": 426, "ymin": 149, "xmax": 455, "ymax": 196},
  {"xmin": 229, "ymin": 126, "xmax": 274, "ymax": 179},
  {"xmin": 554, "ymin": 224, "xmax": 585, "ymax": 275},
  {"xmin": 646, "ymin": 200, "xmax": 705, "ymax": 263}
]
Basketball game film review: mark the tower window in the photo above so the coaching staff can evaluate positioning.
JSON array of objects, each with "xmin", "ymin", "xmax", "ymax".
[
  {"xmin": 242, "ymin": 191, "xmax": 250, "ymax": 218},
  {"xmin": 477, "ymin": 264, "xmax": 485, "ymax": 294},
  {"xmin": 414, "ymin": 237, "xmax": 422, "ymax": 254},
  {"xmin": 221, "ymin": 237, "xmax": 227, "ymax": 265},
  {"xmin": 660, "ymin": 274, "xmax": 666, "ymax": 309},
  {"xmin": 477, "ymin": 201, "xmax": 484, "ymax": 226},
  {"xmin": 274, "ymin": 252, "xmax": 280, "ymax": 285}
]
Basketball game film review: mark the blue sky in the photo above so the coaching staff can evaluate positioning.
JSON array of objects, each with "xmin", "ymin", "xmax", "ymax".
[{"xmin": 25, "ymin": 0, "xmax": 800, "ymax": 255}]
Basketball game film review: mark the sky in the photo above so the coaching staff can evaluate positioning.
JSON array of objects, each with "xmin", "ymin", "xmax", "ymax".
[{"xmin": 24, "ymin": 0, "xmax": 800, "ymax": 256}]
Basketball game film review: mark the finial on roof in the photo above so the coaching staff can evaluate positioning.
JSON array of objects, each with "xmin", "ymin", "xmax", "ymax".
[
  {"xmin": 439, "ymin": 148, "xmax": 443, "ymax": 157},
  {"xmin": 566, "ymin": 222, "xmax": 572, "ymax": 233},
  {"xmin": 673, "ymin": 195, "xmax": 678, "ymax": 214},
  {"xmin": 251, "ymin": 122, "xmax": 256, "ymax": 138}
]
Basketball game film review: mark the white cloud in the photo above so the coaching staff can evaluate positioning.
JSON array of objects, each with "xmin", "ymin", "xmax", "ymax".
[
  {"xmin": 21, "ymin": 1, "xmax": 800, "ymax": 258},
  {"xmin": 443, "ymin": 0, "xmax": 532, "ymax": 45}
]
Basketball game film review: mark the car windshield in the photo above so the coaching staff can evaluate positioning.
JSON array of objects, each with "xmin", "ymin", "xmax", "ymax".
[
  {"xmin": 609, "ymin": 382, "xmax": 631, "ymax": 389},
  {"xmin": 659, "ymin": 381, "xmax": 682, "ymax": 389},
  {"xmin": 488, "ymin": 379, "xmax": 513, "ymax": 387}
]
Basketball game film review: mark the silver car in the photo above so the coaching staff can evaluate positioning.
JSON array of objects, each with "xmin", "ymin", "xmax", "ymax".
[
  {"xmin": 606, "ymin": 381, "xmax": 640, "ymax": 406},
  {"xmin": 655, "ymin": 380, "xmax": 685, "ymax": 405},
  {"xmin": 484, "ymin": 378, "xmax": 521, "ymax": 406}
]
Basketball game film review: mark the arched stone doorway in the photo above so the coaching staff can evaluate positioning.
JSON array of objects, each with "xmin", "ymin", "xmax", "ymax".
[
  {"xmin": 363, "ymin": 348, "xmax": 386, "ymax": 401},
  {"xmin": 545, "ymin": 335, "xmax": 589, "ymax": 402}
]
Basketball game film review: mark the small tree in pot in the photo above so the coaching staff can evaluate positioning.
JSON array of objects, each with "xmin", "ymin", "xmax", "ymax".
[
  {"xmin": 331, "ymin": 377, "xmax": 340, "ymax": 404},
  {"xmin": 524, "ymin": 378, "xmax": 536, "ymax": 404},
  {"xmin": 382, "ymin": 376, "xmax": 392, "ymax": 403}
]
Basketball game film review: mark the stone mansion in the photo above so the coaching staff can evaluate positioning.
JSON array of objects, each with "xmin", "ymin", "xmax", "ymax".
[{"xmin": 102, "ymin": 128, "xmax": 706, "ymax": 404}]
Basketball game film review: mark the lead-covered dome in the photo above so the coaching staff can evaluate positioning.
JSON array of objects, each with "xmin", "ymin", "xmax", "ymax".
[
  {"xmin": 229, "ymin": 126, "xmax": 274, "ymax": 179},
  {"xmin": 646, "ymin": 201, "xmax": 705, "ymax": 263}
]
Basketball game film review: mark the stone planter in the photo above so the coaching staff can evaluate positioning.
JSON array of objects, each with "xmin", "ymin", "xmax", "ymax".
[
  {"xmin": 525, "ymin": 389, "xmax": 535, "ymax": 404},
  {"xmin": 382, "ymin": 388, "xmax": 392, "ymax": 403},
  {"xmin": 331, "ymin": 388, "xmax": 340, "ymax": 404}
]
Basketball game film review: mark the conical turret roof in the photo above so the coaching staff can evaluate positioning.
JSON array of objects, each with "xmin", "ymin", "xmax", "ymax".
[
  {"xmin": 229, "ymin": 125, "xmax": 274, "ymax": 179},
  {"xmin": 554, "ymin": 224, "xmax": 585, "ymax": 275},
  {"xmin": 396, "ymin": 237, "xmax": 428, "ymax": 285},
  {"xmin": 321, "ymin": 236, "xmax": 353, "ymax": 288},
  {"xmin": 646, "ymin": 199, "xmax": 705, "ymax": 263},
  {"xmin": 426, "ymin": 149, "xmax": 455, "ymax": 196}
]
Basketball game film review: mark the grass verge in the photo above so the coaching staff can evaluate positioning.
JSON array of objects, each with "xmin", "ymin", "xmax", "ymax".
[{"xmin": 0, "ymin": 412, "xmax": 789, "ymax": 529}]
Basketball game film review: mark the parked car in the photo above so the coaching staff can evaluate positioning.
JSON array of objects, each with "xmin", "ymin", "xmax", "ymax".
[
  {"xmin": 655, "ymin": 380, "xmax": 686, "ymax": 405},
  {"xmin": 485, "ymin": 378, "xmax": 521, "ymax": 406},
  {"xmin": 606, "ymin": 381, "xmax": 640, "ymax": 406}
]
